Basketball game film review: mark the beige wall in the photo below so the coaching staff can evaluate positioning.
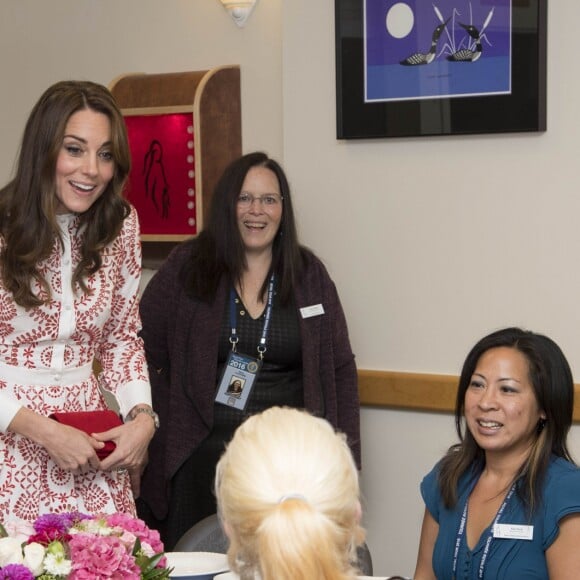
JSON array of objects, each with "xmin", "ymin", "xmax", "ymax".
[
  {"xmin": 0, "ymin": 0, "xmax": 283, "ymax": 180},
  {"xmin": 282, "ymin": 1, "xmax": 580, "ymax": 576},
  {"xmin": 2, "ymin": 1, "xmax": 580, "ymax": 577}
]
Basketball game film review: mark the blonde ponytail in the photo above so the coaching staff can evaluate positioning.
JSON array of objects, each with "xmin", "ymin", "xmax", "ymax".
[{"xmin": 216, "ymin": 407, "xmax": 364, "ymax": 580}]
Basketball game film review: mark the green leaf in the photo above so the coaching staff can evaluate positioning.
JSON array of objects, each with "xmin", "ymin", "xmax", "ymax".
[
  {"xmin": 136, "ymin": 549, "xmax": 173, "ymax": 579},
  {"xmin": 133, "ymin": 536, "xmax": 143, "ymax": 556},
  {"xmin": 142, "ymin": 566, "xmax": 173, "ymax": 580}
]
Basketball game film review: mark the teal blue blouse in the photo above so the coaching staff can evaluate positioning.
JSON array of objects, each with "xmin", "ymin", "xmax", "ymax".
[{"xmin": 421, "ymin": 456, "xmax": 580, "ymax": 579}]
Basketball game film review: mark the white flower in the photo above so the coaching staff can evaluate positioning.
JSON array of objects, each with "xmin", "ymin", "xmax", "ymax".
[
  {"xmin": 23, "ymin": 542, "xmax": 46, "ymax": 575},
  {"xmin": 140, "ymin": 541, "xmax": 156, "ymax": 558},
  {"xmin": 87, "ymin": 517, "xmax": 113, "ymax": 536},
  {"xmin": 3, "ymin": 521, "xmax": 34, "ymax": 542},
  {"xmin": 0, "ymin": 536, "xmax": 24, "ymax": 566},
  {"xmin": 74, "ymin": 518, "xmax": 113, "ymax": 536},
  {"xmin": 44, "ymin": 552, "xmax": 73, "ymax": 576}
]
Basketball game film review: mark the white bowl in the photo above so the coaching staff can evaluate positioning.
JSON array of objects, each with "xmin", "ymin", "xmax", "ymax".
[{"xmin": 166, "ymin": 551, "xmax": 229, "ymax": 579}]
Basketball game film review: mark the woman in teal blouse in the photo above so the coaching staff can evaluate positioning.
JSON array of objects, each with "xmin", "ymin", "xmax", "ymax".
[{"xmin": 414, "ymin": 327, "xmax": 580, "ymax": 579}]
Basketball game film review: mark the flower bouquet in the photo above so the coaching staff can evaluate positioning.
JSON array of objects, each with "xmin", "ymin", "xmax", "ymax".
[{"xmin": 0, "ymin": 512, "xmax": 172, "ymax": 579}]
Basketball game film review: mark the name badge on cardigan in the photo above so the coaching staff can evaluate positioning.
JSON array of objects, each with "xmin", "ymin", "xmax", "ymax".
[
  {"xmin": 300, "ymin": 304, "xmax": 325, "ymax": 318},
  {"xmin": 215, "ymin": 351, "xmax": 262, "ymax": 411}
]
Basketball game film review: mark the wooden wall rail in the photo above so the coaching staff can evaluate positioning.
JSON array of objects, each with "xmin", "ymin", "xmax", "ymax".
[{"xmin": 358, "ymin": 369, "xmax": 580, "ymax": 422}]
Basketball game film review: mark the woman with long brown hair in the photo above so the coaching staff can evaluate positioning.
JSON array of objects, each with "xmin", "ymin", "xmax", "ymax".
[
  {"xmin": 137, "ymin": 152, "xmax": 360, "ymax": 549},
  {"xmin": 0, "ymin": 80, "xmax": 156, "ymax": 524}
]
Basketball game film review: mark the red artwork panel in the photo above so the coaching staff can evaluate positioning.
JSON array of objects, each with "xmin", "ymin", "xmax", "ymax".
[{"xmin": 123, "ymin": 113, "xmax": 196, "ymax": 237}]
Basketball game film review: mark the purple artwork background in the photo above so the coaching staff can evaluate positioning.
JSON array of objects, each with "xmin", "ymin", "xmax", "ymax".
[{"xmin": 365, "ymin": 0, "xmax": 511, "ymax": 67}]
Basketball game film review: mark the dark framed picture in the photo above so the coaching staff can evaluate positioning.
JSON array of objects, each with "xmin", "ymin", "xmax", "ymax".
[
  {"xmin": 122, "ymin": 107, "xmax": 198, "ymax": 240},
  {"xmin": 335, "ymin": 0, "xmax": 547, "ymax": 139}
]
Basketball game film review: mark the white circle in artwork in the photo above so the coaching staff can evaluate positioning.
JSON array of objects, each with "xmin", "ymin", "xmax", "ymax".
[
  {"xmin": 188, "ymin": 170, "xmax": 195, "ymax": 179},
  {"xmin": 187, "ymin": 201, "xmax": 194, "ymax": 209},
  {"xmin": 187, "ymin": 125, "xmax": 194, "ymax": 134},
  {"xmin": 188, "ymin": 217, "xmax": 196, "ymax": 226},
  {"xmin": 187, "ymin": 140, "xmax": 194, "ymax": 149},
  {"xmin": 386, "ymin": 3, "xmax": 414, "ymax": 39},
  {"xmin": 187, "ymin": 155, "xmax": 194, "ymax": 163},
  {"xmin": 188, "ymin": 188, "xmax": 195, "ymax": 197}
]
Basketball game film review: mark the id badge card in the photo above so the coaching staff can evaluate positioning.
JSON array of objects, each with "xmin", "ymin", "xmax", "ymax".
[{"xmin": 215, "ymin": 351, "xmax": 262, "ymax": 411}]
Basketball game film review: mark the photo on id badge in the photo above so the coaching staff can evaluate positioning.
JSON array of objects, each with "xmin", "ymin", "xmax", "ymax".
[{"xmin": 226, "ymin": 377, "xmax": 245, "ymax": 398}]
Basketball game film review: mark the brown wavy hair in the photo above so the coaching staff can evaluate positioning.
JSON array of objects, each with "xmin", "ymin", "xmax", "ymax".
[{"xmin": 0, "ymin": 80, "xmax": 131, "ymax": 307}]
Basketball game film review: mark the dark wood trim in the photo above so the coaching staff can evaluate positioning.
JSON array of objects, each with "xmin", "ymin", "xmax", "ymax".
[
  {"xmin": 358, "ymin": 369, "xmax": 580, "ymax": 422},
  {"xmin": 96, "ymin": 361, "xmax": 580, "ymax": 421},
  {"xmin": 358, "ymin": 369, "xmax": 457, "ymax": 413}
]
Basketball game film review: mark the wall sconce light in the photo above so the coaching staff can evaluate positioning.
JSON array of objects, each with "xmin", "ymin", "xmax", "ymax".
[{"xmin": 218, "ymin": 0, "xmax": 257, "ymax": 28}]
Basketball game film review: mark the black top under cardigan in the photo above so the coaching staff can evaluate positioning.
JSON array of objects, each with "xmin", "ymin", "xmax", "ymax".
[{"xmin": 138, "ymin": 239, "xmax": 361, "ymax": 520}]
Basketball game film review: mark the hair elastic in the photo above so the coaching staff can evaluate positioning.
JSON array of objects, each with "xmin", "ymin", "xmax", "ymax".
[{"xmin": 277, "ymin": 493, "xmax": 308, "ymax": 504}]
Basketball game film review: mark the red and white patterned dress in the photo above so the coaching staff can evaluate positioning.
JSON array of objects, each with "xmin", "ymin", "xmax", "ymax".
[{"xmin": 0, "ymin": 207, "xmax": 151, "ymax": 524}]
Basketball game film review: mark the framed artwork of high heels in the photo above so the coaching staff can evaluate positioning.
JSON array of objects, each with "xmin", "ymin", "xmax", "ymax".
[{"xmin": 335, "ymin": 0, "xmax": 547, "ymax": 139}]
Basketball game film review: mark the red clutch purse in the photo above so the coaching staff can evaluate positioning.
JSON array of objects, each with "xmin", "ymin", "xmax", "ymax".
[{"xmin": 49, "ymin": 410, "xmax": 123, "ymax": 459}]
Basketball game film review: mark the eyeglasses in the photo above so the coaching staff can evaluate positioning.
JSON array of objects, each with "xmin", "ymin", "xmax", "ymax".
[{"xmin": 237, "ymin": 192, "xmax": 283, "ymax": 209}]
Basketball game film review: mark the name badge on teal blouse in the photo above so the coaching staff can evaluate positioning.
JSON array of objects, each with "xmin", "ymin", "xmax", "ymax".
[{"xmin": 493, "ymin": 523, "xmax": 534, "ymax": 540}]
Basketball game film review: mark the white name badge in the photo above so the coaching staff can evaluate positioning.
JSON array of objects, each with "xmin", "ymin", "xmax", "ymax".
[
  {"xmin": 493, "ymin": 523, "xmax": 534, "ymax": 540},
  {"xmin": 300, "ymin": 304, "xmax": 325, "ymax": 318}
]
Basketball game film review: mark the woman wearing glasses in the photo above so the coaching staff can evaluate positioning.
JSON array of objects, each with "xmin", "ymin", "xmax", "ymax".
[{"xmin": 136, "ymin": 152, "xmax": 360, "ymax": 550}]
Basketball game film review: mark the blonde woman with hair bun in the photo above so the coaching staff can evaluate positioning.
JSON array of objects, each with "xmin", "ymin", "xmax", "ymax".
[{"xmin": 215, "ymin": 406, "xmax": 365, "ymax": 580}]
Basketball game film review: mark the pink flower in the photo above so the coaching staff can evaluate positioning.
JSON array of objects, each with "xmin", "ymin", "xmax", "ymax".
[
  {"xmin": 29, "ymin": 512, "xmax": 89, "ymax": 546},
  {"xmin": 68, "ymin": 534, "xmax": 141, "ymax": 579},
  {"xmin": 104, "ymin": 513, "xmax": 164, "ymax": 554},
  {"xmin": 0, "ymin": 512, "xmax": 170, "ymax": 578},
  {"xmin": 117, "ymin": 530, "xmax": 138, "ymax": 550},
  {"xmin": 27, "ymin": 530, "xmax": 71, "ymax": 547}
]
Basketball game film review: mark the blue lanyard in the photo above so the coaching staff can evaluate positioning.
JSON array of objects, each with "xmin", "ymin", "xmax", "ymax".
[
  {"xmin": 452, "ymin": 481, "xmax": 516, "ymax": 579},
  {"xmin": 229, "ymin": 274, "xmax": 275, "ymax": 360}
]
